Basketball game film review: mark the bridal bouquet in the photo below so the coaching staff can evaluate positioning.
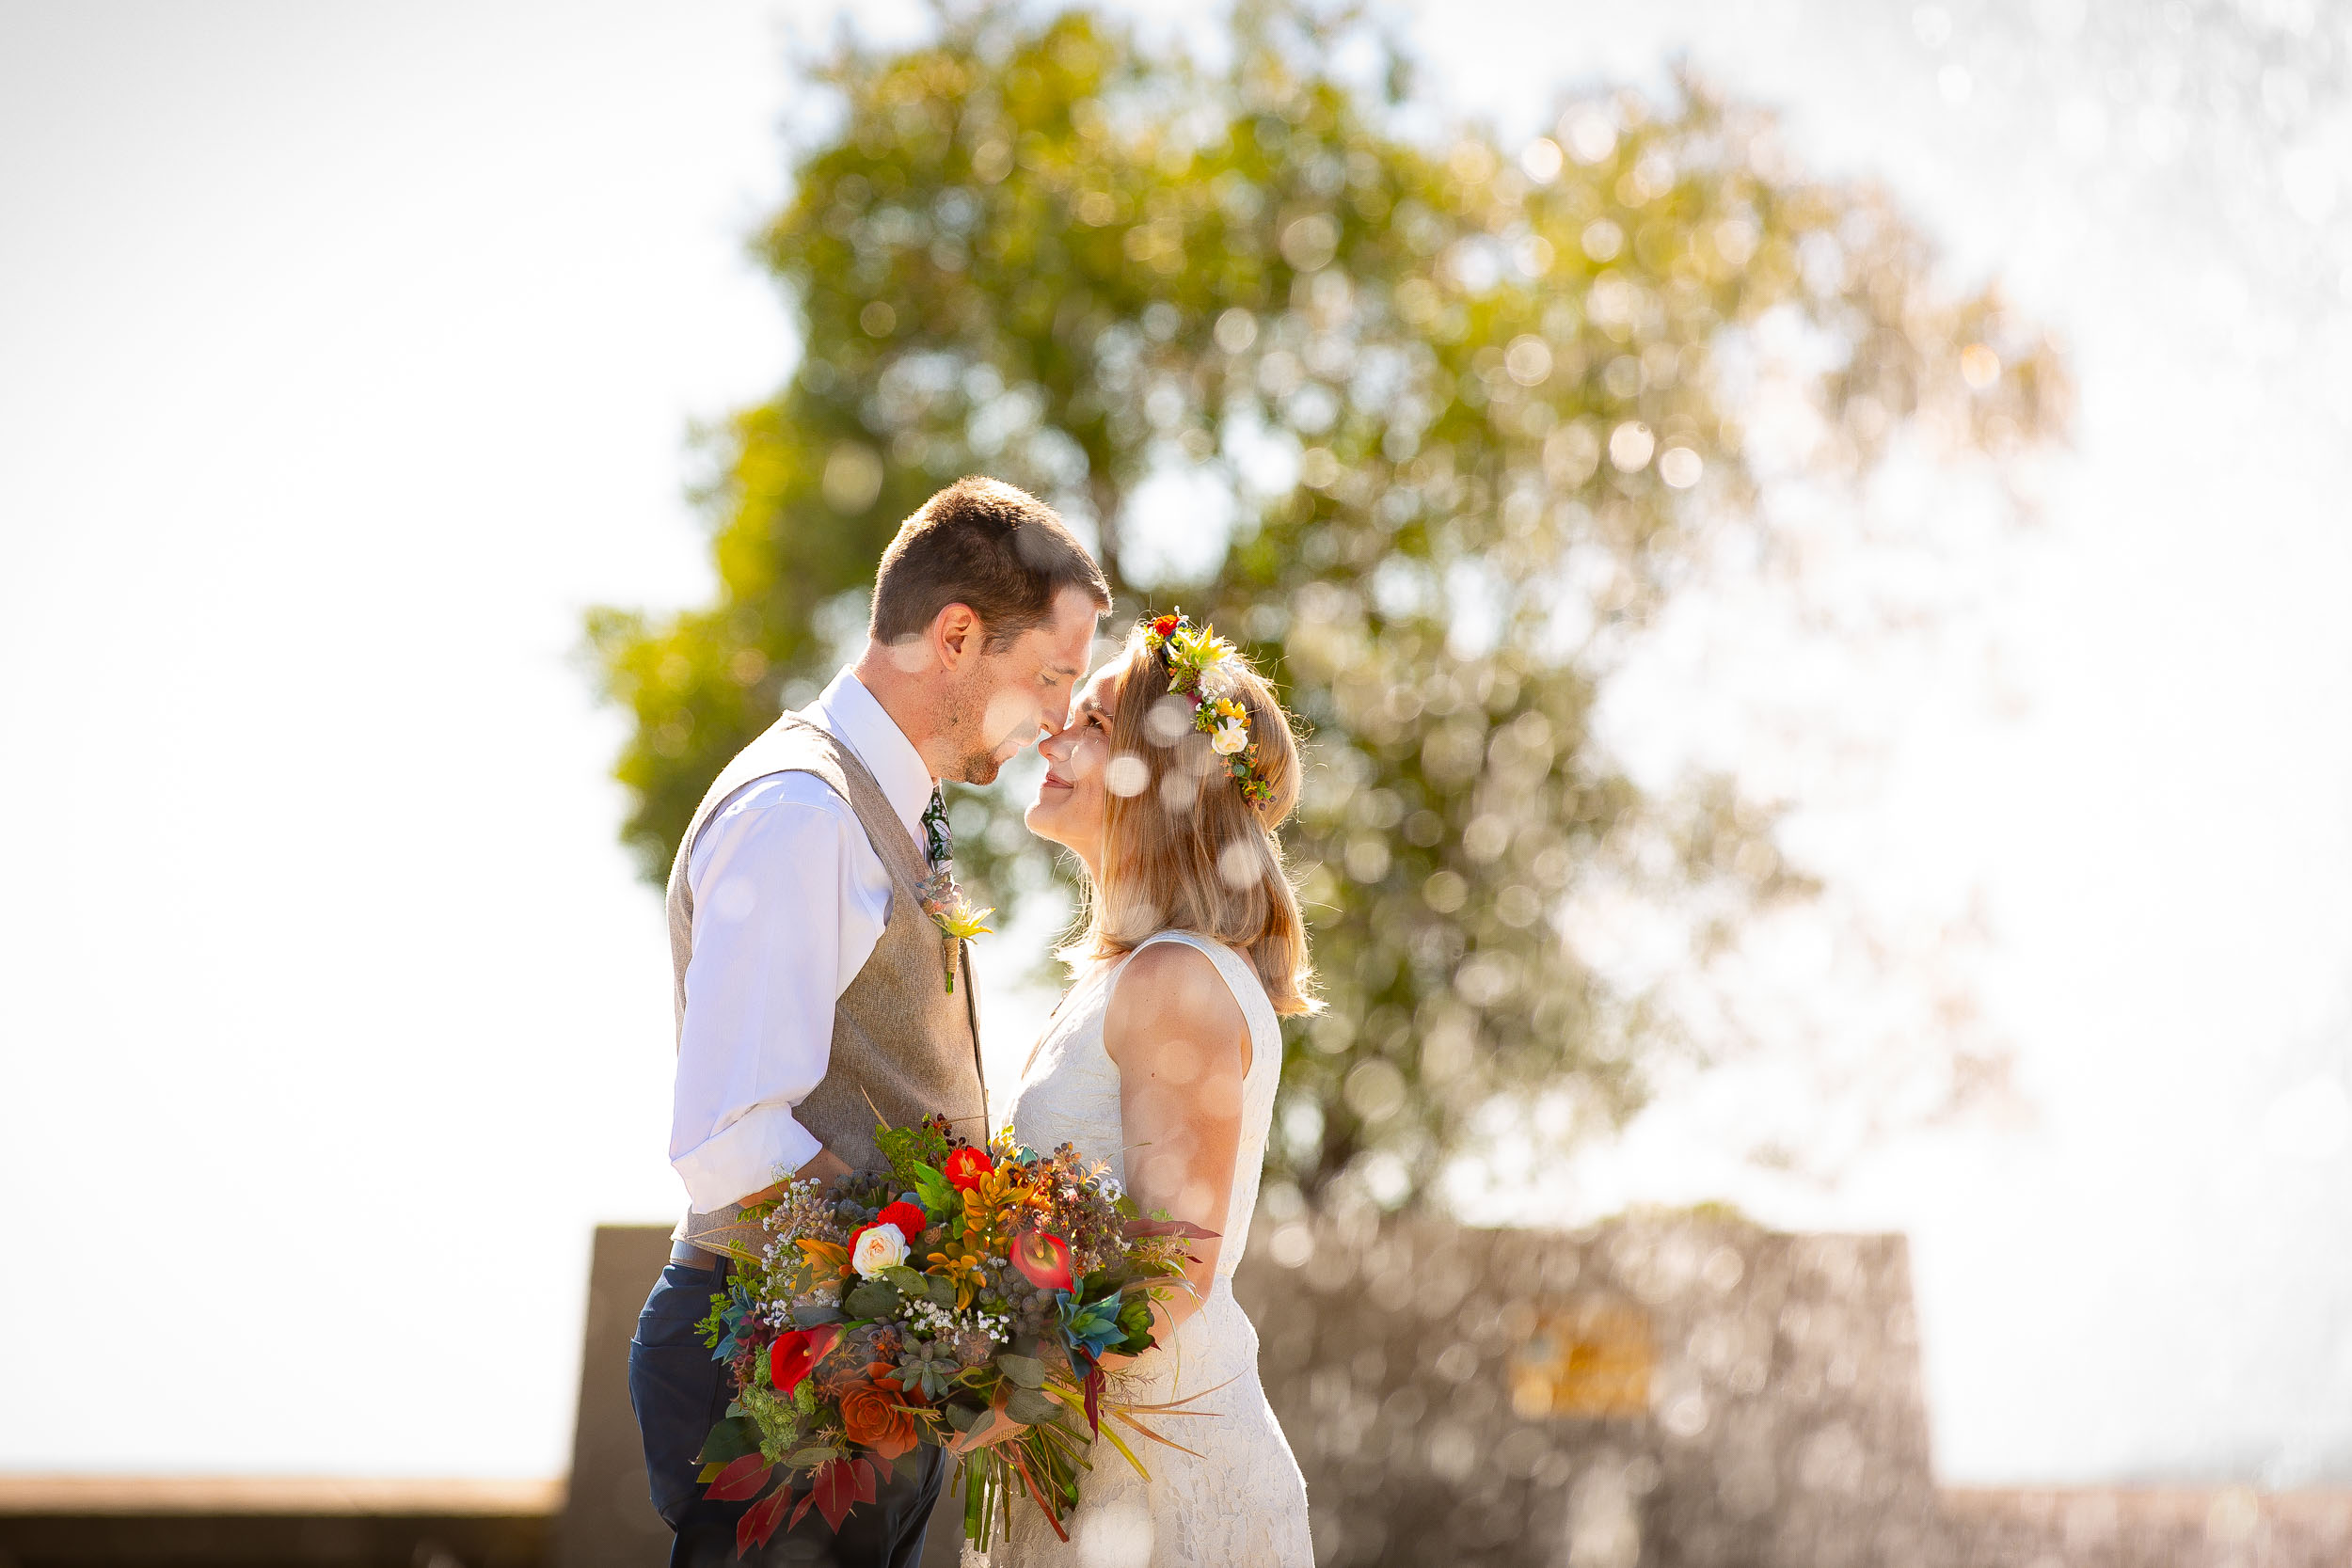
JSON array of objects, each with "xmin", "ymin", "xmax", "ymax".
[{"xmin": 690, "ymin": 1115, "xmax": 1216, "ymax": 1556}]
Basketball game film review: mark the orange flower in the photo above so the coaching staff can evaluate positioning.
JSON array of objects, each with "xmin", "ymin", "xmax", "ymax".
[{"xmin": 837, "ymin": 1379, "xmax": 919, "ymax": 1462}]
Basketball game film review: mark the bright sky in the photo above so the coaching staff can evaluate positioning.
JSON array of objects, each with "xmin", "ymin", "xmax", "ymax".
[{"xmin": 3, "ymin": 0, "xmax": 2348, "ymax": 1486}]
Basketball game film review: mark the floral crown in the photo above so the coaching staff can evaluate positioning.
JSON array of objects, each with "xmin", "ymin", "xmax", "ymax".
[{"xmin": 1140, "ymin": 610, "xmax": 1279, "ymax": 809}]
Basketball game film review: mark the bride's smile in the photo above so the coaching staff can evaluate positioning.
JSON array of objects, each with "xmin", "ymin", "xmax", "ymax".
[{"xmin": 1025, "ymin": 664, "xmax": 1120, "ymax": 868}]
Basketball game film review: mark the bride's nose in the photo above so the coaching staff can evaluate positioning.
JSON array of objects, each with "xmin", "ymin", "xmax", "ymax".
[{"xmin": 1037, "ymin": 723, "xmax": 1073, "ymax": 762}]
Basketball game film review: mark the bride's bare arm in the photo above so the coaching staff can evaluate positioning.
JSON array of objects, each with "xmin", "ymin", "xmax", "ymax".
[{"xmin": 1100, "ymin": 942, "xmax": 1251, "ymax": 1349}]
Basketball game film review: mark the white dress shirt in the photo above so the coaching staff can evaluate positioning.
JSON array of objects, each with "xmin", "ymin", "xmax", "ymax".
[{"xmin": 667, "ymin": 668, "xmax": 937, "ymax": 1212}]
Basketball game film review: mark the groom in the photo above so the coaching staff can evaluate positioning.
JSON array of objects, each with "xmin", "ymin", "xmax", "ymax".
[{"xmin": 628, "ymin": 476, "xmax": 1109, "ymax": 1568}]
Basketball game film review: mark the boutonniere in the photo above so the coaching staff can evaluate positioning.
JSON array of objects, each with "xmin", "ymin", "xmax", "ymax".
[{"xmin": 918, "ymin": 864, "xmax": 993, "ymax": 993}]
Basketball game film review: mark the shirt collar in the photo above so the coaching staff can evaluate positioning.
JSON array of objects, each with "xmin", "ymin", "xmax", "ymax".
[{"xmin": 804, "ymin": 667, "xmax": 936, "ymax": 853}]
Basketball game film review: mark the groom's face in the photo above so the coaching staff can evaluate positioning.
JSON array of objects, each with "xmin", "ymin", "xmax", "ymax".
[{"xmin": 938, "ymin": 584, "xmax": 1102, "ymax": 784}]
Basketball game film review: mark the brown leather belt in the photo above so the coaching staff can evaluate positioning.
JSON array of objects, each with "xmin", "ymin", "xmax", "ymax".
[{"xmin": 670, "ymin": 1237, "xmax": 725, "ymax": 1270}]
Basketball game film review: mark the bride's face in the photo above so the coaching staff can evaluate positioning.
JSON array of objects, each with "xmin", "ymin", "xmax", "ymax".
[{"xmin": 1025, "ymin": 660, "xmax": 1121, "ymax": 872}]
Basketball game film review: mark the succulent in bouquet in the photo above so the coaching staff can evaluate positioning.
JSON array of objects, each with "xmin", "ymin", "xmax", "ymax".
[{"xmin": 690, "ymin": 1115, "xmax": 1219, "ymax": 1556}]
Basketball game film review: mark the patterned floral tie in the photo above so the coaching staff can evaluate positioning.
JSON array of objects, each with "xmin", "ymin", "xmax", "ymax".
[{"xmin": 921, "ymin": 785, "xmax": 952, "ymax": 871}]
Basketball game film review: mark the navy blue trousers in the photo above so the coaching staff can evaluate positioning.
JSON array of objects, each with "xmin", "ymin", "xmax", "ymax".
[{"xmin": 627, "ymin": 1260, "xmax": 946, "ymax": 1568}]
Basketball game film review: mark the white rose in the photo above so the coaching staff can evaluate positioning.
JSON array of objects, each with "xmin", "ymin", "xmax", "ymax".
[
  {"xmin": 1211, "ymin": 719, "xmax": 1249, "ymax": 755},
  {"xmin": 851, "ymin": 1222, "xmax": 910, "ymax": 1277}
]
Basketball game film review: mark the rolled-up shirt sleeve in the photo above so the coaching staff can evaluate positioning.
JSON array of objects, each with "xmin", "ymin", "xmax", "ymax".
[{"xmin": 668, "ymin": 776, "xmax": 888, "ymax": 1211}]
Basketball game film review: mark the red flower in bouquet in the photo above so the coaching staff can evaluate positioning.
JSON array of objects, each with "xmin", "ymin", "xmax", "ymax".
[
  {"xmin": 770, "ymin": 1324, "xmax": 839, "ymax": 1396},
  {"xmin": 942, "ymin": 1146, "xmax": 993, "ymax": 1191},
  {"xmin": 848, "ymin": 1200, "xmax": 929, "ymax": 1259},
  {"xmin": 1009, "ymin": 1227, "xmax": 1074, "ymax": 1292}
]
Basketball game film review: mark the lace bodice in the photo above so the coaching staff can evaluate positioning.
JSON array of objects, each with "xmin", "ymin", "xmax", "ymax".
[{"xmin": 988, "ymin": 930, "xmax": 1311, "ymax": 1566}]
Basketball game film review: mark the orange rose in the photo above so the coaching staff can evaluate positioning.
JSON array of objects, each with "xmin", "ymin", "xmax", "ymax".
[{"xmin": 837, "ymin": 1379, "xmax": 919, "ymax": 1462}]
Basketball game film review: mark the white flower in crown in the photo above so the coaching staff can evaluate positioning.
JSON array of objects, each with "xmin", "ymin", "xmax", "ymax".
[
  {"xmin": 1211, "ymin": 717, "xmax": 1250, "ymax": 755},
  {"xmin": 851, "ymin": 1222, "xmax": 910, "ymax": 1277},
  {"xmin": 1195, "ymin": 658, "xmax": 1242, "ymax": 703}
]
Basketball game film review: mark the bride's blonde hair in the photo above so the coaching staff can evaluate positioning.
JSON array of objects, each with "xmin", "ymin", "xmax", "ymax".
[{"xmin": 1059, "ymin": 620, "xmax": 1320, "ymax": 1016}]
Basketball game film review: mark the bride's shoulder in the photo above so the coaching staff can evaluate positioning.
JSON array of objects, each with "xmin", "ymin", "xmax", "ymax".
[{"xmin": 1103, "ymin": 937, "xmax": 1247, "ymax": 1060}]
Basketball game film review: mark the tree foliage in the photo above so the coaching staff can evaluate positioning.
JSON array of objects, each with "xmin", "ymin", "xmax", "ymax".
[{"xmin": 587, "ymin": 2, "xmax": 2067, "ymax": 1204}]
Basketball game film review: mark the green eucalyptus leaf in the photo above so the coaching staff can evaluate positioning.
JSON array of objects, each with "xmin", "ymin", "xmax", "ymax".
[
  {"xmin": 844, "ymin": 1280, "xmax": 901, "ymax": 1320},
  {"xmin": 994, "ymin": 1354, "xmax": 1048, "ymax": 1389},
  {"xmin": 1004, "ymin": 1387, "xmax": 1059, "ymax": 1427},
  {"xmin": 695, "ymin": 1418, "xmax": 760, "ymax": 1466}
]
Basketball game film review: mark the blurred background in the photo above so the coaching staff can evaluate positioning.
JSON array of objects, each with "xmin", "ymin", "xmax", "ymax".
[{"xmin": 4, "ymin": 0, "xmax": 2351, "ymax": 1549}]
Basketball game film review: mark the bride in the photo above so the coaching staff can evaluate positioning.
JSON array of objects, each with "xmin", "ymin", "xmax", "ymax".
[{"xmin": 993, "ymin": 613, "xmax": 1316, "ymax": 1567}]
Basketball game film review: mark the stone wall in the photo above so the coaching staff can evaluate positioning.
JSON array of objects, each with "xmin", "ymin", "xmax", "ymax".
[
  {"xmin": 1941, "ymin": 1486, "xmax": 2352, "ymax": 1568},
  {"xmin": 1232, "ymin": 1208, "xmax": 1941, "ymax": 1568},
  {"xmin": 1229, "ymin": 1208, "xmax": 2352, "ymax": 1568}
]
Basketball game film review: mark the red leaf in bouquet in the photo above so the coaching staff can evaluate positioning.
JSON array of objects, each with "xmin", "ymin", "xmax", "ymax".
[
  {"xmin": 736, "ymin": 1484, "xmax": 792, "ymax": 1554},
  {"xmin": 1120, "ymin": 1216, "xmax": 1219, "ymax": 1242},
  {"xmin": 942, "ymin": 1146, "xmax": 993, "ymax": 1191},
  {"xmin": 876, "ymin": 1199, "xmax": 927, "ymax": 1236},
  {"xmin": 1083, "ymin": 1362, "xmax": 1105, "ymax": 1435},
  {"xmin": 705, "ymin": 1452, "xmax": 774, "ymax": 1502},
  {"xmin": 1009, "ymin": 1227, "xmax": 1074, "ymax": 1291},
  {"xmin": 808, "ymin": 1456, "xmax": 880, "ymax": 1532},
  {"xmin": 771, "ymin": 1323, "xmax": 840, "ymax": 1396}
]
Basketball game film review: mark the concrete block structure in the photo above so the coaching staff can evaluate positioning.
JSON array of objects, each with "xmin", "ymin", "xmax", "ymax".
[{"xmin": 1229, "ymin": 1207, "xmax": 2352, "ymax": 1568}]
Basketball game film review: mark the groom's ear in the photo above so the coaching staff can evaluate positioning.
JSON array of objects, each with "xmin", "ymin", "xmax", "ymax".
[{"xmin": 933, "ymin": 602, "xmax": 982, "ymax": 669}]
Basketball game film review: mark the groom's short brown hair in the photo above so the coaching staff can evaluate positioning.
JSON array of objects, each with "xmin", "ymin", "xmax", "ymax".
[{"xmin": 869, "ymin": 477, "xmax": 1110, "ymax": 647}]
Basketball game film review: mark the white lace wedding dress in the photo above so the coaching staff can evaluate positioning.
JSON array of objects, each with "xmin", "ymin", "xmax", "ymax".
[{"xmin": 989, "ymin": 930, "xmax": 1312, "ymax": 1567}]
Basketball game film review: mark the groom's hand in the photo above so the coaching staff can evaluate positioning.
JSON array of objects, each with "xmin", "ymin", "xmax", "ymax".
[
  {"xmin": 735, "ymin": 1145, "xmax": 854, "ymax": 1208},
  {"xmin": 797, "ymin": 1146, "xmax": 853, "ymax": 1185}
]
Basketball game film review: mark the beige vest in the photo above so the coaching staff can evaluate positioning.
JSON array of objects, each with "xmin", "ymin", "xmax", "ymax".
[{"xmin": 665, "ymin": 714, "xmax": 985, "ymax": 1201}]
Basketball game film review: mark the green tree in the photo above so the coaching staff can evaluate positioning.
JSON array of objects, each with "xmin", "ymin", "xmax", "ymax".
[{"xmin": 588, "ymin": 3, "xmax": 2066, "ymax": 1203}]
